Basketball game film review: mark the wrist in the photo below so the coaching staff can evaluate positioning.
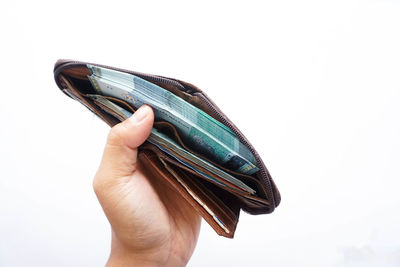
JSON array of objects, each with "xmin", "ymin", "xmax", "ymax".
[
  {"xmin": 106, "ymin": 232, "xmax": 162, "ymax": 267},
  {"xmin": 107, "ymin": 251, "xmax": 160, "ymax": 267},
  {"xmin": 107, "ymin": 232, "xmax": 189, "ymax": 267}
]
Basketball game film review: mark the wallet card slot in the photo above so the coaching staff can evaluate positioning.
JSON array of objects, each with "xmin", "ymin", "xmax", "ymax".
[
  {"xmin": 99, "ymin": 95, "xmax": 136, "ymax": 113},
  {"xmin": 159, "ymin": 158, "xmax": 234, "ymax": 235},
  {"xmin": 139, "ymin": 149, "xmax": 238, "ymax": 238},
  {"xmin": 66, "ymin": 76, "xmax": 97, "ymax": 95},
  {"xmin": 62, "ymin": 75, "xmax": 137, "ymax": 117},
  {"xmin": 166, "ymin": 156, "xmax": 269, "ymax": 205},
  {"xmin": 59, "ymin": 75, "xmax": 120, "ymax": 127},
  {"xmin": 142, "ymin": 149, "xmax": 239, "ymax": 222},
  {"xmin": 164, "ymin": 154, "xmax": 268, "ymax": 204},
  {"xmin": 63, "ymin": 76, "xmax": 136, "ymax": 114},
  {"xmin": 140, "ymin": 143, "xmax": 269, "ymax": 206}
]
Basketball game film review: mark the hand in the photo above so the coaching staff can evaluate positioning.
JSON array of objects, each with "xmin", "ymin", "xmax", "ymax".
[{"xmin": 93, "ymin": 105, "xmax": 201, "ymax": 267}]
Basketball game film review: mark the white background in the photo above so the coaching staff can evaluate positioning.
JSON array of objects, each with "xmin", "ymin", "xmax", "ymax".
[{"xmin": 1, "ymin": 1, "xmax": 400, "ymax": 266}]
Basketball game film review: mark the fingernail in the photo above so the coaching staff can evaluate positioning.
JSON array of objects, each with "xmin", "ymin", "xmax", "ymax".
[{"xmin": 130, "ymin": 105, "xmax": 150, "ymax": 123}]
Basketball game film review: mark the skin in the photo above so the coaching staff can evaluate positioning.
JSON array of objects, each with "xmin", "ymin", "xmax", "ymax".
[{"xmin": 93, "ymin": 105, "xmax": 201, "ymax": 266}]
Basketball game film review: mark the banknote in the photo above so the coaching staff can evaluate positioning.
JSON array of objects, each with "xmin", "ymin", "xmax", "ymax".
[
  {"xmin": 149, "ymin": 128, "xmax": 256, "ymax": 194},
  {"xmin": 87, "ymin": 65, "xmax": 259, "ymax": 175},
  {"xmin": 88, "ymin": 94, "xmax": 256, "ymax": 195},
  {"xmin": 86, "ymin": 94, "xmax": 132, "ymax": 121}
]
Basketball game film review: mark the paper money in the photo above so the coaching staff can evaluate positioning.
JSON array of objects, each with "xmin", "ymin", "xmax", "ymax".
[
  {"xmin": 88, "ymin": 95, "xmax": 256, "ymax": 195},
  {"xmin": 87, "ymin": 94, "xmax": 132, "ymax": 121},
  {"xmin": 149, "ymin": 128, "xmax": 256, "ymax": 194},
  {"xmin": 87, "ymin": 65, "xmax": 259, "ymax": 175}
]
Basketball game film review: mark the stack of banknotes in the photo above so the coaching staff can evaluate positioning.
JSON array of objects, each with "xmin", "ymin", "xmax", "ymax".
[{"xmin": 86, "ymin": 65, "xmax": 259, "ymax": 195}]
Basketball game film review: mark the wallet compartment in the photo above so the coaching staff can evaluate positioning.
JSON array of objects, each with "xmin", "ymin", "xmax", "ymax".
[{"xmin": 54, "ymin": 60, "xmax": 281, "ymax": 234}]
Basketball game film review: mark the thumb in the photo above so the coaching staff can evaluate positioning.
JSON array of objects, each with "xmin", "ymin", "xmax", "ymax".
[{"xmin": 96, "ymin": 105, "xmax": 154, "ymax": 180}]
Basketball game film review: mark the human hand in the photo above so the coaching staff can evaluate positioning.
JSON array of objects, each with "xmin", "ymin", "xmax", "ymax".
[{"xmin": 93, "ymin": 105, "xmax": 201, "ymax": 267}]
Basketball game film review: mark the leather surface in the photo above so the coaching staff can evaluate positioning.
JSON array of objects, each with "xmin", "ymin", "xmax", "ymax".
[{"xmin": 54, "ymin": 60, "xmax": 280, "ymax": 238}]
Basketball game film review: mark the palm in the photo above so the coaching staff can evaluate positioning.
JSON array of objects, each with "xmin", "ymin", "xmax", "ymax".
[{"xmin": 98, "ymin": 160, "xmax": 201, "ymax": 265}]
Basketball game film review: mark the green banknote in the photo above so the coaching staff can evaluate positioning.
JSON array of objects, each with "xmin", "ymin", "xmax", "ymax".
[
  {"xmin": 87, "ymin": 94, "xmax": 256, "ymax": 195},
  {"xmin": 149, "ymin": 128, "xmax": 256, "ymax": 194},
  {"xmin": 87, "ymin": 65, "xmax": 259, "ymax": 175},
  {"xmin": 87, "ymin": 94, "xmax": 132, "ymax": 121}
]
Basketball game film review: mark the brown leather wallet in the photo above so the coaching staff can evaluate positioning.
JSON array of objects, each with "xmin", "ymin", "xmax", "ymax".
[{"xmin": 53, "ymin": 59, "xmax": 280, "ymax": 238}]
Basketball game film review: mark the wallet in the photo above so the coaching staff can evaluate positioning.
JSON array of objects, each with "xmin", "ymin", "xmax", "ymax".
[{"xmin": 53, "ymin": 59, "xmax": 280, "ymax": 238}]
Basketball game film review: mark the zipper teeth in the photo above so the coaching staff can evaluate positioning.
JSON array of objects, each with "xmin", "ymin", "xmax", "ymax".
[
  {"xmin": 195, "ymin": 93, "xmax": 275, "ymax": 209},
  {"xmin": 55, "ymin": 60, "xmax": 187, "ymax": 91}
]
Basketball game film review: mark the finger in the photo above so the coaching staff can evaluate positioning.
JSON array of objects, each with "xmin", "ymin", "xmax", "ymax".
[{"xmin": 96, "ymin": 105, "xmax": 154, "ymax": 180}]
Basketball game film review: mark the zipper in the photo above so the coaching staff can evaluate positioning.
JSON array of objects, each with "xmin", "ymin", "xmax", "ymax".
[
  {"xmin": 54, "ymin": 59, "xmax": 187, "ymax": 92},
  {"xmin": 54, "ymin": 59, "xmax": 277, "ymax": 212},
  {"xmin": 194, "ymin": 92, "xmax": 276, "ymax": 211}
]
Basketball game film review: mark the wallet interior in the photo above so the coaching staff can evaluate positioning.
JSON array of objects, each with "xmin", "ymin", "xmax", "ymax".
[{"xmin": 55, "ymin": 62, "xmax": 280, "ymax": 237}]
